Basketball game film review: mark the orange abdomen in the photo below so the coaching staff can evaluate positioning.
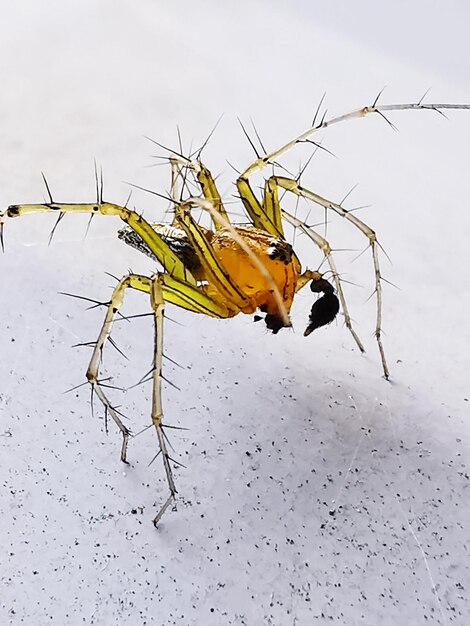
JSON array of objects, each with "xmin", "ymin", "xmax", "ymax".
[{"xmin": 210, "ymin": 226, "xmax": 300, "ymax": 317}]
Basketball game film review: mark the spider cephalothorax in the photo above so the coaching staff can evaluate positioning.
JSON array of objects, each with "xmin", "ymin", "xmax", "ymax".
[{"xmin": 2, "ymin": 98, "xmax": 469, "ymax": 524}]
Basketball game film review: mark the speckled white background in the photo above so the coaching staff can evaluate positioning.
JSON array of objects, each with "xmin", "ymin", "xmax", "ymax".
[{"xmin": 1, "ymin": 1, "xmax": 470, "ymax": 624}]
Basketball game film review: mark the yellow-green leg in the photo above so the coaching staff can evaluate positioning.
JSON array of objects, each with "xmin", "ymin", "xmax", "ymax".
[
  {"xmin": 148, "ymin": 276, "xmax": 175, "ymax": 525},
  {"xmin": 86, "ymin": 274, "xmax": 157, "ymax": 463},
  {"xmin": 240, "ymin": 101, "xmax": 470, "ymax": 179},
  {"xmin": 235, "ymin": 175, "xmax": 284, "ymax": 239},
  {"xmin": 173, "ymin": 199, "xmax": 252, "ymax": 308},
  {"xmin": 174, "ymin": 195, "xmax": 292, "ymax": 328},
  {"xmin": 86, "ymin": 271, "xmax": 233, "ymax": 524},
  {"xmin": 1, "ymin": 202, "xmax": 195, "ymax": 284},
  {"xmin": 168, "ymin": 157, "xmax": 295, "ymax": 320},
  {"xmin": 282, "ymin": 210, "xmax": 365, "ymax": 355},
  {"xmin": 266, "ymin": 176, "xmax": 387, "ymax": 377},
  {"xmin": 169, "ymin": 155, "xmax": 229, "ymax": 230}
]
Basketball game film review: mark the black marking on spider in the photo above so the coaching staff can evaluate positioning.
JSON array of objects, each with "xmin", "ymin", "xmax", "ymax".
[{"xmin": 267, "ymin": 239, "xmax": 293, "ymax": 264}]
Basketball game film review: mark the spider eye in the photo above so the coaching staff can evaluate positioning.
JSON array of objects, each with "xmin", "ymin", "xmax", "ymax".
[{"xmin": 304, "ymin": 292, "xmax": 340, "ymax": 336}]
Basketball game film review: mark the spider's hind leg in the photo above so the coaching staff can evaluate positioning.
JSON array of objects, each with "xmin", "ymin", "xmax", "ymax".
[{"xmin": 2, "ymin": 201, "xmax": 193, "ymax": 284}]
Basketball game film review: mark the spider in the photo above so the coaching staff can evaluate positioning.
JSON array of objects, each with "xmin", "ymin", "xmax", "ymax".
[{"xmin": 2, "ymin": 98, "xmax": 469, "ymax": 525}]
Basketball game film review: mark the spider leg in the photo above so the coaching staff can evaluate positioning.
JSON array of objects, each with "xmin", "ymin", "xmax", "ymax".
[
  {"xmin": 236, "ymin": 174, "xmax": 284, "ymax": 238},
  {"xmin": 86, "ymin": 274, "xmax": 153, "ymax": 463},
  {"xmin": 86, "ymin": 271, "xmax": 234, "ymax": 523},
  {"xmin": 262, "ymin": 177, "xmax": 284, "ymax": 236},
  {"xmin": 268, "ymin": 177, "xmax": 387, "ymax": 376},
  {"xmin": 2, "ymin": 202, "xmax": 194, "ymax": 284},
  {"xmin": 149, "ymin": 276, "xmax": 176, "ymax": 525},
  {"xmin": 282, "ymin": 210, "xmax": 365, "ymax": 354},
  {"xmin": 173, "ymin": 199, "xmax": 253, "ymax": 310},
  {"xmin": 240, "ymin": 101, "xmax": 470, "ymax": 179},
  {"xmin": 168, "ymin": 152, "xmax": 284, "ymax": 239},
  {"xmin": 167, "ymin": 155, "xmax": 229, "ymax": 230},
  {"xmin": 147, "ymin": 272, "xmax": 235, "ymax": 525},
  {"xmin": 169, "ymin": 157, "xmax": 180, "ymax": 205},
  {"xmin": 161, "ymin": 156, "xmax": 293, "ymax": 323}
]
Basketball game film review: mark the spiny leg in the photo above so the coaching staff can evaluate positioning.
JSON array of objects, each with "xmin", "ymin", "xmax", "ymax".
[
  {"xmin": 240, "ymin": 100, "xmax": 470, "ymax": 179},
  {"xmin": 235, "ymin": 174, "xmax": 284, "ymax": 239},
  {"xmin": 1, "ymin": 202, "xmax": 194, "ymax": 284},
  {"xmin": 87, "ymin": 273, "xmax": 154, "ymax": 462},
  {"xmin": 263, "ymin": 176, "xmax": 284, "ymax": 236},
  {"xmin": 169, "ymin": 157, "xmax": 180, "ymax": 206},
  {"xmin": 282, "ymin": 209, "xmax": 365, "ymax": 353},
  {"xmin": 269, "ymin": 177, "xmax": 387, "ymax": 376},
  {"xmin": 146, "ymin": 272, "xmax": 235, "ymax": 524},
  {"xmin": 166, "ymin": 154, "xmax": 230, "ymax": 230},
  {"xmin": 149, "ymin": 277, "xmax": 176, "ymax": 525},
  {"xmin": 87, "ymin": 269, "xmax": 233, "ymax": 522}
]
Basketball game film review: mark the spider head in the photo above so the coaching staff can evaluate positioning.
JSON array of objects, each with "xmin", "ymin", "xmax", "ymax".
[{"xmin": 304, "ymin": 277, "xmax": 340, "ymax": 336}]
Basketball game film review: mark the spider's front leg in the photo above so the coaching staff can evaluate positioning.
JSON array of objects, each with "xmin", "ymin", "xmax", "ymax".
[{"xmin": 0, "ymin": 201, "xmax": 192, "ymax": 283}]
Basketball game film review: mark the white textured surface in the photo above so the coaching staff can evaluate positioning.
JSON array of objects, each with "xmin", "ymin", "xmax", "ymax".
[{"xmin": 1, "ymin": 1, "xmax": 470, "ymax": 624}]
